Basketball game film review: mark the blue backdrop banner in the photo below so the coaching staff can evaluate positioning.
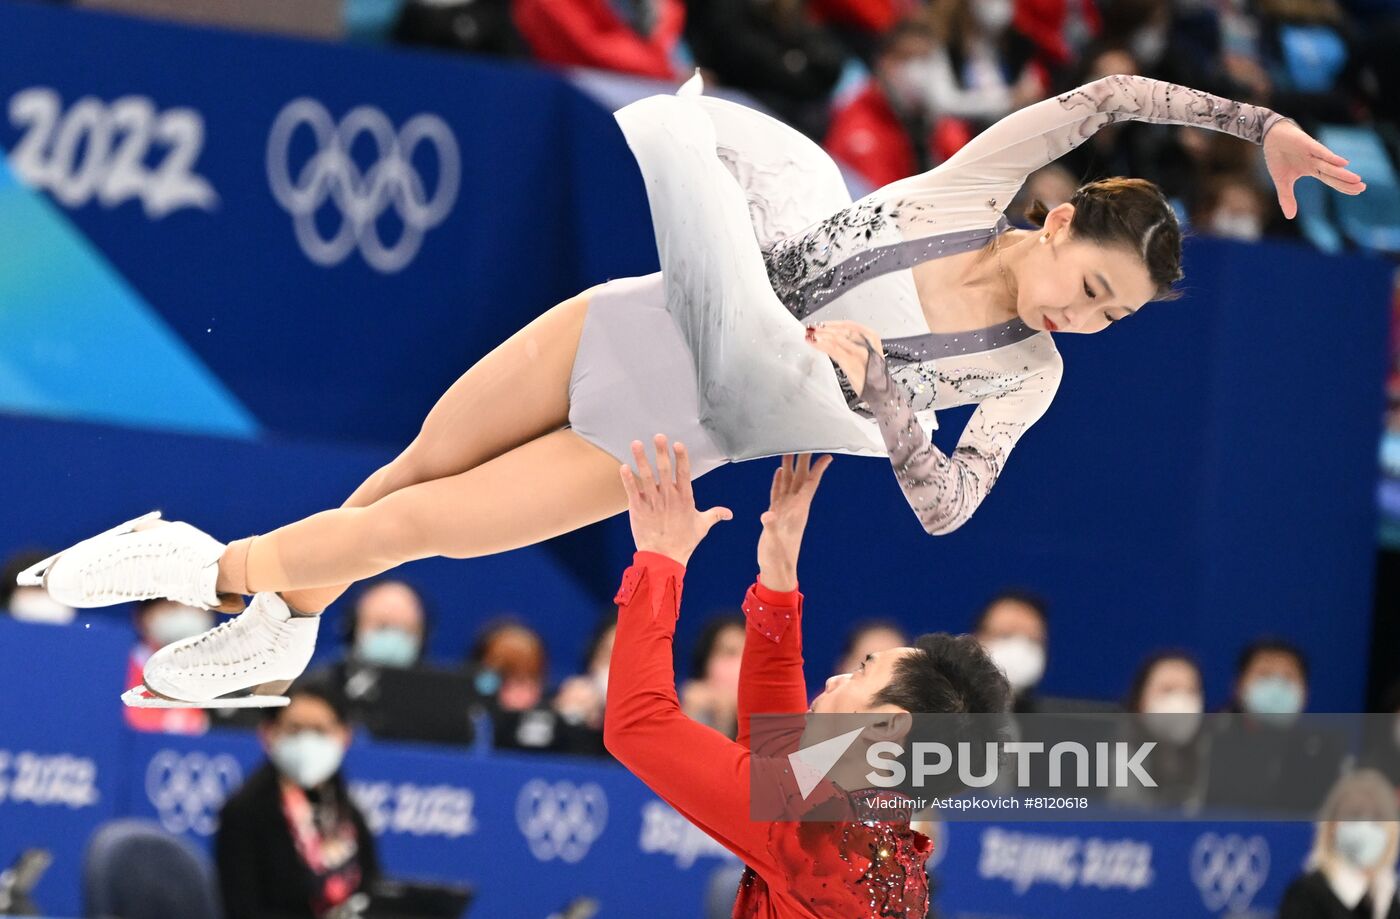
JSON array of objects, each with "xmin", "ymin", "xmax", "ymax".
[{"xmin": 0, "ymin": 618, "xmax": 1318, "ymax": 918}]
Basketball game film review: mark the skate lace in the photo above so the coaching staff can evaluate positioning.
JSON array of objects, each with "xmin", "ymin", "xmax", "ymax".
[
  {"xmin": 79, "ymin": 536, "xmax": 210, "ymax": 606},
  {"xmin": 174, "ymin": 603, "xmax": 285, "ymax": 668}
]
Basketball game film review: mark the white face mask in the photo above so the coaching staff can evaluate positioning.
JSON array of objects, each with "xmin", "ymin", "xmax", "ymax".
[
  {"xmin": 147, "ymin": 605, "xmax": 214, "ymax": 648},
  {"xmin": 270, "ymin": 730, "xmax": 346, "ymax": 789},
  {"xmin": 973, "ymin": 0, "xmax": 1015, "ymax": 34},
  {"xmin": 1210, "ymin": 212, "xmax": 1263, "ymax": 241},
  {"xmin": 8, "ymin": 589, "xmax": 76, "ymax": 625},
  {"xmin": 1141, "ymin": 691, "xmax": 1205, "ymax": 745},
  {"xmin": 1335, "ymin": 821, "xmax": 1390, "ymax": 870},
  {"xmin": 984, "ymin": 636, "xmax": 1045, "ymax": 693}
]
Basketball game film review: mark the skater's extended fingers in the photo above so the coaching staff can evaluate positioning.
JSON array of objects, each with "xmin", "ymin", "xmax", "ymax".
[
  {"xmin": 620, "ymin": 465, "xmax": 644, "ymax": 508},
  {"xmin": 807, "ymin": 454, "xmax": 834, "ymax": 491},
  {"xmin": 630, "ymin": 440, "xmax": 657, "ymax": 496},
  {"xmin": 673, "ymin": 441, "xmax": 695, "ymax": 502},
  {"xmin": 797, "ymin": 452, "xmax": 812, "ymax": 480},
  {"xmin": 653, "ymin": 433, "xmax": 674, "ymax": 491},
  {"xmin": 770, "ymin": 465, "xmax": 783, "ymax": 508}
]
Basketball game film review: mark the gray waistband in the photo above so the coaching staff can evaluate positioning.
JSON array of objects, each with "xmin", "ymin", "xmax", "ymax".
[{"xmin": 790, "ymin": 217, "xmax": 1012, "ymax": 320}]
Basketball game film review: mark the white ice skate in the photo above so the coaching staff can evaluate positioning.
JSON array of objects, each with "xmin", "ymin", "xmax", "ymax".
[
  {"xmin": 123, "ymin": 592, "xmax": 319, "ymax": 709},
  {"xmin": 17, "ymin": 511, "xmax": 226, "ymax": 609}
]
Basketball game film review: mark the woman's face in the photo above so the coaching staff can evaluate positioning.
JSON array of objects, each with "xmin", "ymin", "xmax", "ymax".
[
  {"xmin": 1013, "ymin": 204, "xmax": 1160, "ymax": 335},
  {"xmin": 1138, "ymin": 658, "xmax": 1204, "ymax": 713},
  {"xmin": 261, "ymin": 694, "xmax": 349, "ymax": 752}
]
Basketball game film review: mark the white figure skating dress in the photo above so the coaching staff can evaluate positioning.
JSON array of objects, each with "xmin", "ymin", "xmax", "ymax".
[{"xmin": 567, "ymin": 75, "xmax": 1285, "ymax": 534}]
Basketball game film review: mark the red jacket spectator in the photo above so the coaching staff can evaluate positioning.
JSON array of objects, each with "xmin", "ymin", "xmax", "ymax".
[
  {"xmin": 513, "ymin": 0, "xmax": 683, "ymax": 80},
  {"xmin": 824, "ymin": 82, "xmax": 924, "ymax": 188},
  {"xmin": 808, "ymin": 0, "xmax": 910, "ymax": 34}
]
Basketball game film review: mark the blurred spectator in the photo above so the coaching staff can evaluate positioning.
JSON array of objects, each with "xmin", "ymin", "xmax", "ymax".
[
  {"xmin": 824, "ymin": 19, "xmax": 940, "ymax": 187},
  {"xmin": 1111, "ymin": 650, "xmax": 1208, "ymax": 811},
  {"xmin": 0, "ymin": 551, "xmax": 76, "ymax": 626},
  {"xmin": 684, "ymin": 0, "xmax": 847, "ymax": 138},
  {"xmin": 680, "ymin": 613, "xmax": 745, "ymax": 739},
  {"xmin": 918, "ymin": 0, "xmax": 1047, "ymax": 131},
  {"xmin": 1230, "ymin": 637, "xmax": 1310, "ymax": 722},
  {"xmin": 1016, "ymin": 0, "xmax": 1103, "ymax": 72},
  {"xmin": 343, "ymin": 579, "xmax": 428, "ymax": 670},
  {"xmin": 1010, "ymin": 162, "xmax": 1078, "ymax": 225},
  {"xmin": 216, "ymin": 681, "xmax": 378, "ymax": 919},
  {"xmin": 467, "ymin": 616, "xmax": 548, "ymax": 712},
  {"xmin": 513, "ymin": 0, "xmax": 684, "ymax": 80},
  {"xmin": 973, "ymin": 590, "xmax": 1048, "ymax": 713},
  {"xmin": 1278, "ymin": 769, "xmax": 1400, "ymax": 918},
  {"xmin": 393, "ymin": 0, "xmax": 527, "ymax": 57},
  {"xmin": 553, "ymin": 609, "xmax": 617, "ymax": 730},
  {"xmin": 835, "ymin": 618, "xmax": 907, "ymax": 675},
  {"xmin": 1192, "ymin": 171, "xmax": 1272, "ymax": 241},
  {"xmin": 1054, "ymin": 42, "xmax": 1198, "ymax": 202},
  {"xmin": 807, "ymin": 0, "xmax": 911, "ymax": 62},
  {"xmin": 125, "ymin": 599, "xmax": 214, "ymax": 735},
  {"xmin": 1253, "ymin": 0, "xmax": 1375, "ymax": 124}
]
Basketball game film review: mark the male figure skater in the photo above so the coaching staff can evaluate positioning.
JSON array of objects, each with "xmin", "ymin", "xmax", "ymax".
[{"xmin": 605, "ymin": 435, "xmax": 1010, "ymax": 917}]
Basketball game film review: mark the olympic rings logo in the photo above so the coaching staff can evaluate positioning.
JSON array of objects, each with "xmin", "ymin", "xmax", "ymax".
[
  {"xmin": 266, "ymin": 98, "xmax": 460, "ymax": 273},
  {"xmin": 144, "ymin": 750, "xmax": 244, "ymax": 837},
  {"xmin": 1190, "ymin": 832, "xmax": 1269, "ymax": 913},
  {"xmin": 515, "ymin": 779, "xmax": 608, "ymax": 864}
]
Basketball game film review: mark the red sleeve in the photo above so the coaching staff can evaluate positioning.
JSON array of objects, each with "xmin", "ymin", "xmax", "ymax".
[
  {"xmin": 603, "ymin": 552, "xmax": 776, "ymax": 872},
  {"xmin": 512, "ymin": 0, "xmax": 680, "ymax": 80},
  {"xmin": 735, "ymin": 578, "xmax": 808, "ymax": 752}
]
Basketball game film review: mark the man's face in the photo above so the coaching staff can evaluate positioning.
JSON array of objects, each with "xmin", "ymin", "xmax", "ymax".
[
  {"xmin": 810, "ymin": 647, "xmax": 916, "ymax": 714},
  {"xmin": 357, "ymin": 582, "xmax": 425, "ymax": 640},
  {"xmin": 1237, "ymin": 650, "xmax": 1308, "ymax": 716}
]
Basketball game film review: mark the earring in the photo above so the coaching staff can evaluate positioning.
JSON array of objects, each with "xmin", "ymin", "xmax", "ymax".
[{"xmin": 1040, "ymin": 233, "xmax": 1049, "ymax": 244}]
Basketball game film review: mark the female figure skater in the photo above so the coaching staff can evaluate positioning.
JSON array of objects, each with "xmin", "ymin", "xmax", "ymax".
[{"xmin": 21, "ymin": 74, "xmax": 1363, "ymax": 708}]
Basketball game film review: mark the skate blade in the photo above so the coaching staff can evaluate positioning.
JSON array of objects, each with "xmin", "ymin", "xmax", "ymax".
[
  {"xmin": 122, "ymin": 685, "xmax": 290, "ymax": 709},
  {"xmin": 17, "ymin": 511, "xmax": 164, "ymax": 586}
]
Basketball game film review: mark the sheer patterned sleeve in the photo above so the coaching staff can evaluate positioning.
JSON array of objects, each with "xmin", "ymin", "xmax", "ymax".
[
  {"xmin": 888, "ymin": 74, "xmax": 1289, "ymax": 208},
  {"xmin": 858, "ymin": 343, "xmax": 1061, "ymax": 535}
]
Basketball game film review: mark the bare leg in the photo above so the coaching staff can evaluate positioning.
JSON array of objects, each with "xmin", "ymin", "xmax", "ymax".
[
  {"xmin": 249, "ymin": 286, "xmax": 597, "ymax": 612},
  {"xmin": 226, "ymin": 428, "xmax": 629, "ymax": 595}
]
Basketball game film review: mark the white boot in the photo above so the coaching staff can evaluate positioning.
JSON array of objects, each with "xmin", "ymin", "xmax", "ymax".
[
  {"xmin": 123, "ymin": 592, "xmax": 319, "ymax": 708},
  {"xmin": 23, "ymin": 513, "xmax": 226, "ymax": 610}
]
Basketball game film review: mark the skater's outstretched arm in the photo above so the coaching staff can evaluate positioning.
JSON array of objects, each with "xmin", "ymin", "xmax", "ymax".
[
  {"xmin": 735, "ymin": 453, "xmax": 830, "ymax": 753},
  {"xmin": 604, "ymin": 435, "xmax": 791, "ymax": 871},
  {"xmin": 888, "ymin": 74, "xmax": 1362, "ymax": 222}
]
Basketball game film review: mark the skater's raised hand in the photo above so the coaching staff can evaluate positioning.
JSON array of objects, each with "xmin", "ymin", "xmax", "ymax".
[
  {"xmin": 757, "ymin": 453, "xmax": 832, "ymax": 591},
  {"xmin": 805, "ymin": 320, "xmax": 883, "ymax": 397},
  {"xmin": 620, "ymin": 434, "xmax": 732, "ymax": 567},
  {"xmin": 1262, "ymin": 119, "xmax": 1365, "ymax": 219}
]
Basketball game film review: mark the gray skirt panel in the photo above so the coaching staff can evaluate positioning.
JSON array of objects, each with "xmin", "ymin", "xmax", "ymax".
[{"xmin": 567, "ymin": 273, "xmax": 728, "ymax": 479}]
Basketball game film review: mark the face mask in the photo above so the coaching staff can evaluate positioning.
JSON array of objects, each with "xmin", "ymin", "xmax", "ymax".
[
  {"xmin": 148, "ymin": 606, "xmax": 214, "ymax": 648},
  {"xmin": 356, "ymin": 627, "xmax": 420, "ymax": 669},
  {"xmin": 8, "ymin": 590, "xmax": 76, "ymax": 625},
  {"xmin": 1335, "ymin": 821, "xmax": 1389, "ymax": 870},
  {"xmin": 270, "ymin": 730, "xmax": 346, "ymax": 789},
  {"xmin": 1210, "ymin": 212, "xmax": 1262, "ymax": 241},
  {"xmin": 1131, "ymin": 27, "xmax": 1169, "ymax": 66},
  {"xmin": 1242, "ymin": 676, "xmax": 1304, "ymax": 719},
  {"xmin": 885, "ymin": 59, "xmax": 930, "ymax": 113},
  {"xmin": 1141, "ymin": 691, "xmax": 1205, "ymax": 745},
  {"xmin": 985, "ymin": 636, "xmax": 1045, "ymax": 693},
  {"xmin": 973, "ymin": 0, "xmax": 1015, "ymax": 33}
]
